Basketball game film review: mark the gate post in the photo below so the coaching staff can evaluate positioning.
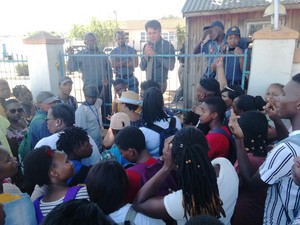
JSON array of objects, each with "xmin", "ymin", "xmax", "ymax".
[{"xmin": 23, "ymin": 32, "xmax": 64, "ymax": 99}]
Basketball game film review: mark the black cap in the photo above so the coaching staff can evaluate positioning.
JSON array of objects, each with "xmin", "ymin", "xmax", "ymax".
[{"xmin": 204, "ymin": 21, "xmax": 224, "ymax": 31}]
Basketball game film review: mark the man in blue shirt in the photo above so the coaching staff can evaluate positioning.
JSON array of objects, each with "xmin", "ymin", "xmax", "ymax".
[{"xmin": 110, "ymin": 31, "xmax": 139, "ymax": 94}]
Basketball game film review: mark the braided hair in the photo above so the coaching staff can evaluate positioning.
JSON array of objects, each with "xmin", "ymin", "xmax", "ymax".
[
  {"xmin": 238, "ymin": 111, "xmax": 269, "ymax": 157},
  {"xmin": 172, "ymin": 127, "xmax": 225, "ymax": 219}
]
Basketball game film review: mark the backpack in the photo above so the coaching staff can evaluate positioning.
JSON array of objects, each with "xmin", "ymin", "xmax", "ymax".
[
  {"xmin": 148, "ymin": 117, "xmax": 179, "ymax": 156},
  {"xmin": 106, "ymin": 205, "xmax": 137, "ymax": 225},
  {"xmin": 18, "ymin": 112, "xmax": 45, "ymax": 168},
  {"xmin": 210, "ymin": 127, "xmax": 237, "ymax": 165},
  {"xmin": 33, "ymin": 185, "xmax": 83, "ymax": 224},
  {"xmin": 127, "ymin": 159, "xmax": 178, "ymax": 196}
]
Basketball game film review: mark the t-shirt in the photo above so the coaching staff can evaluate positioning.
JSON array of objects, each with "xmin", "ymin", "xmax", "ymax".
[
  {"xmin": 75, "ymin": 99, "xmax": 103, "ymax": 147},
  {"xmin": 35, "ymin": 131, "xmax": 102, "ymax": 167},
  {"xmin": 206, "ymin": 126, "xmax": 230, "ymax": 160},
  {"xmin": 259, "ymin": 130, "xmax": 300, "ymax": 225},
  {"xmin": 109, "ymin": 203, "xmax": 165, "ymax": 225},
  {"xmin": 163, "ymin": 157, "xmax": 239, "ymax": 225},
  {"xmin": 140, "ymin": 116, "xmax": 182, "ymax": 158},
  {"xmin": 125, "ymin": 157, "xmax": 157, "ymax": 203},
  {"xmin": 39, "ymin": 186, "xmax": 89, "ymax": 217}
]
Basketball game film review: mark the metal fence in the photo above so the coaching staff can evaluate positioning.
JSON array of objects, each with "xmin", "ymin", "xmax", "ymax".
[{"xmin": 0, "ymin": 54, "xmax": 30, "ymax": 90}]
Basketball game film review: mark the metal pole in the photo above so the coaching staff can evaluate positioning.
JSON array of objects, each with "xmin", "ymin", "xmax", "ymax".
[{"xmin": 274, "ymin": 0, "xmax": 279, "ymax": 30}]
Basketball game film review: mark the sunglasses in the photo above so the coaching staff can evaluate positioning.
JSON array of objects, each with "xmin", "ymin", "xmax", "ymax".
[{"xmin": 9, "ymin": 108, "xmax": 24, "ymax": 114}]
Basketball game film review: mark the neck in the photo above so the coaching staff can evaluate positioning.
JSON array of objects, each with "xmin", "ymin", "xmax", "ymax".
[
  {"xmin": 209, "ymin": 120, "xmax": 222, "ymax": 130},
  {"xmin": 136, "ymin": 150, "xmax": 152, "ymax": 164},
  {"xmin": 58, "ymin": 92, "xmax": 69, "ymax": 100},
  {"xmin": 216, "ymin": 33, "xmax": 225, "ymax": 43},
  {"xmin": 126, "ymin": 110, "xmax": 140, "ymax": 121},
  {"xmin": 291, "ymin": 115, "xmax": 300, "ymax": 131}
]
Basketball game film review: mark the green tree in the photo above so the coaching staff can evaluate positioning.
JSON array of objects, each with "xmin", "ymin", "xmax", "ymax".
[
  {"xmin": 176, "ymin": 24, "xmax": 185, "ymax": 49},
  {"xmin": 68, "ymin": 17, "xmax": 118, "ymax": 50}
]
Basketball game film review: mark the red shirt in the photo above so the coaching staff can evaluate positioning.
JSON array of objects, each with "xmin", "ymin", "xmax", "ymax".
[
  {"xmin": 206, "ymin": 125, "xmax": 230, "ymax": 160},
  {"xmin": 125, "ymin": 157, "xmax": 157, "ymax": 203}
]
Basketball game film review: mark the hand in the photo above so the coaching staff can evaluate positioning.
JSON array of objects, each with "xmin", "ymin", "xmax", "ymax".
[
  {"xmin": 162, "ymin": 136, "xmax": 175, "ymax": 170},
  {"xmin": 66, "ymin": 47, "xmax": 74, "ymax": 55},
  {"xmin": 215, "ymin": 57, "xmax": 224, "ymax": 69},
  {"xmin": 102, "ymin": 79, "xmax": 108, "ymax": 87},
  {"xmin": 144, "ymin": 44, "xmax": 155, "ymax": 56},
  {"xmin": 263, "ymin": 101, "xmax": 279, "ymax": 121},
  {"xmin": 202, "ymin": 29, "xmax": 210, "ymax": 42},
  {"xmin": 228, "ymin": 109, "xmax": 244, "ymax": 139},
  {"xmin": 106, "ymin": 115, "xmax": 111, "ymax": 121},
  {"xmin": 192, "ymin": 105, "xmax": 202, "ymax": 116},
  {"xmin": 234, "ymin": 47, "xmax": 243, "ymax": 55}
]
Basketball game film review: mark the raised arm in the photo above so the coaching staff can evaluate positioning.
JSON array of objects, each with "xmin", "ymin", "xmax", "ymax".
[
  {"xmin": 133, "ymin": 137, "xmax": 174, "ymax": 220},
  {"xmin": 228, "ymin": 110, "xmax": 269, "ymax": 191}
]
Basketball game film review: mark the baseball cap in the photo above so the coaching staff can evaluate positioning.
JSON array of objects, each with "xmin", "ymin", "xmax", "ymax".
[
  {"xmin": 115, "ymin": 91, "xmax": 140, "ymax": 105},
  {"xmin": 59, "ymin": 76, "xmax": 73, "ymax": 85},
  {"xmin": 204, "ymin": 21, "xmax": 224, "ymax": 31},
  {"xmin": 110, "ymin": 112, "xmax": 130, "ymax": 130},
  {"xmin": 83, "ymin": 85, "xmax": 99, "ymax": 98},
  {"xmin": 226, "ymin": 26, "xmax": 241, "ymax": 37},
  {"xmin": 36, "ymin": 91, "xmax": 59, "ymax": 104}
]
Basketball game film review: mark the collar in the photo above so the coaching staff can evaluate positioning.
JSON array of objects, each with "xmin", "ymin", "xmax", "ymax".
[{"xmin": 289, "ymin": 130, "xmax": 300, "ymax": 136}]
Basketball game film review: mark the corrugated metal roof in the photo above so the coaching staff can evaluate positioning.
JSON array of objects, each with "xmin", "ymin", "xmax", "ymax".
[{"xmin": 182, "ymin": 0, "xmax": 300, "ymax": 14}]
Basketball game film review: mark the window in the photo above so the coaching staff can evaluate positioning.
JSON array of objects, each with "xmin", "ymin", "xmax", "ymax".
[
  {"xmin": 246, "ymin": 19, "xmax": 285, "ymax": 37},
  {"xmin": 169, "ymin": 32, "xmax": 176, "ymax": 41}
]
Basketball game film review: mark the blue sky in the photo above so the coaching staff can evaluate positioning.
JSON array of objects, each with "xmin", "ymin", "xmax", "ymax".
[{"xmin": 0, "ymin": 0, "xmax": 185, "ymax": 35}]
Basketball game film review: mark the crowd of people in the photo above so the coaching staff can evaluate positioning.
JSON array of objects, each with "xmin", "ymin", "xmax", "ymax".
[{"xmin": 0, "ymin": 19, "xmax": 300, "ymax": 225}]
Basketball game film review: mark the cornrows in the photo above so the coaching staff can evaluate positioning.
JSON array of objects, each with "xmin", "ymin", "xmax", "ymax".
[{"xmin": 173, "ymin": 128, "xmax": 225, "ymax": 220}]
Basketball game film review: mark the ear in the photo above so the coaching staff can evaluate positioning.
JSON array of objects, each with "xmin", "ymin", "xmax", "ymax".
[
  {"xmin": 128, "ymin": 148, "xmax": 136, "ymax": 157},
  {"xmin": 212, "ymin": 112, "xmax": 218, "ymax": 120},
  {"xmin": 49, "ymin": 168, "xmax": 58, "ymax": 178},
  {"xmin": 55, "ymin": 118, "xmax": 63, "ymax": 127}
]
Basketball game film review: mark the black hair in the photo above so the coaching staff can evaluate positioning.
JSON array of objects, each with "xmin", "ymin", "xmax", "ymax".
[
  {"xmin": 235, "ymin": 95, "xmax": 266, "ymax": 112},
  {"xmin": 41, "ymin": 199, "xmax": 112, "ymax": 225},
  {"xmin": 50, "ymin": 103, "xmax": 75, "ymax": 127},
  {"xmin": 124, "ymin": 103, "xmax": 139, "ymax": 111},
  {"xmin": 221, "ymin": 85, "xmax": 244, "ymax": 101},
  {"xmin": 3, "ymin": 99, "xmax": 20, "ymax": 109},
  {"xmin": 145, "ymin": 20, "xmax": 161, "ymax": 32},
  {"xmin": 23, "ymin": 145, "xmax": 55, "ymax": 186},
  {"xmin": 292, "ymin": 73, "xmax": 300, "ymax": 83},
  {"xmin": 87, "ymin": 160, "xmax": 129, "ymax": 215},
  {"xmin": 203, "ymin": 97, "xmax": 227, "ymax": 122},
  {"xmin": 112, "ymin": 78, "xmax": 126, "ymax": 87},
  {"xmin": 172, "ymin": 127, "xmax": 225, "ymax": 219},
  {"xmin": 140, "ymin": 80, "xmax": 160, "ymax": 91},
  {"xmin": 12, "ymin": 85, "xmax": 31, "ymax": 99},
  {"xmin": 200, "ymin": 77, "xmax": 221, "ymax": 97},
  {"xmin": 142, "ymin": 87, "xmax": 168, "ymax": 125},
  {"xmin": 185, "ymin": 215, "xmax": 224, "ymax": 225},
  {"xmin": 56, "ymin": 127, "xmax": 89, "ymax": 156},
  {"xmin": 115, "ymin": 126, "xmax": 146, "ymax": 153},
  {"xmin": 238, "ymin": 111, "xmax": 269, "ymax": 157}
]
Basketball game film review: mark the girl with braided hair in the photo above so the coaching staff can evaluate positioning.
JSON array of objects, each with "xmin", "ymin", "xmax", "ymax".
[{"xmin": 133, "ymin": 127, "xmax": 239, "ymax": 225}]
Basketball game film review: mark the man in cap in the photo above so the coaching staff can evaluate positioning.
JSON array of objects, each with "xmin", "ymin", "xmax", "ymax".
[
  {"xmin": 57, "ymin": 76, "xmax": 78, "ymax": 111},
  {"xmin": 215, "ymin": 26, "xmax": 246, "ymax": 86},
  {"xmin": 194, "ymin": 21, "xmax": 248, "ymax": 78},
  {"xmin": 29, "ymin": 91, "xmax": 59, "ymax": 148}
]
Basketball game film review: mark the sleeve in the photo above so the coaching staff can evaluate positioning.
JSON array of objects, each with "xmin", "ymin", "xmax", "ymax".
[
  {"xmin": 163, "ymin": 190, "xmax": 185, "ymax": 220},
  {"xmin": 75, "ymin": 106, "xmax": 87, "ymax": 130},
  {"xmin": 139, "ymin": 44, "xmax": 147, "ymax": 71},
  {"xmin": 124, "ymin": 170, "xmax": 141, "ymax": 203},
  {"xmin": 206, "ymin": 133, "xmax": 230, "ymax": 160},
  {"xmin": 67, "ymin": 54, "xmax": 79, "ymax": 72},
  {"xmin": 75, "ymin": 186, "xmax": 89, "ymax": 200},
  {"xmin": 259, "ymin": 142, "xmax": 297, "ymax": 185},
  {"xmin": 158, "ymin": 42, "xmax": 175, "ymax": 71}
]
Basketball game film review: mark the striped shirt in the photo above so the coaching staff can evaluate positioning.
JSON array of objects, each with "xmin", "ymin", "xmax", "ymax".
[
  {"xmin": 39, "ymin": 186, "xmax": 89, "ymax": 217},
  {"xmin": 260, "ymin": 131, "xmax": 300, "ymax": 225}
]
